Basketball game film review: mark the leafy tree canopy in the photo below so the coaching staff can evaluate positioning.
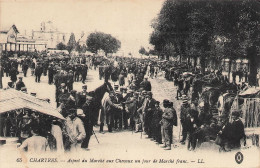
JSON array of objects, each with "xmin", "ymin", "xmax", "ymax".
[{"xmin": 86, "ymin": 32, "xmax": 121, "ymax": 55}]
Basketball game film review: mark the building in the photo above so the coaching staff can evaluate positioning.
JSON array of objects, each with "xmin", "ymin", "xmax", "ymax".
[
  {"xmin": 0, "ymin": 25, "xmax": 19, "ymax": 51},
  {"xmin": 0, "ymin": 24, "xmax": 47, "ymax": 52},
  {"xmin": 32, "ymin": 21, "xmax": 67, "ymax": 49}
]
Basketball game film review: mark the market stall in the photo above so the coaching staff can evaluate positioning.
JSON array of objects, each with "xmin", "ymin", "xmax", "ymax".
[
  {"xmin": 0, "ymin": 89, "xmax": 64, "ymax": 144},
  {"xmin": 231, "ymin": 87, "xmax": 260, "ymax": 146}
]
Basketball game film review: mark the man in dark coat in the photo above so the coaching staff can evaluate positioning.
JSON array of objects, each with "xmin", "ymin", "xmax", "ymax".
[
  {"xmin": 16, "ymin": 77, "xmax": 26, "ymax": 91},
  {"xmin": 120, "ymin": 87, "xmax": 132, "ymax": 129},
  {"xmin": 217, "ymin": 111, "xmax": 245, "ymax": 151},
  {"xmin": 99, "ymin": 66, "xmax": 104, "ymax": 80},
  {"xmin": 35, "ymin": 64, "xmax": 43, "ymax": 83},
  {"xmin": 104, "ymin": 66, "xmax": 111, "ymax": 82},
  {"xmin": 81, "ymin": 64, "xmax": 88, "ymax": 84},
  {"xmin": 9, "ymin": 66, "xmax": 19, "ymax": 84},
  {"xmin": 140, "ymin": 91, "xmax": 156, "ymax": 137},
  {"xmin": 30, "ymin": 61, "xmax": 35, "ymax": 76},
  {"xmin": 48, "ymin": 64, "xmax": 55, "ymax": 84},
  {"xmin": 176, "ymin": 76, "xmax": 184, "ymax": 100},
  {"xmin": 65, "ymin": 90, "xmax": 77, "ymax": 110},
  {"xmin": 186, "ymin": 109, "xmax": 199, "ymax": 150},
  {"xmin": 151, "ymin": 101, "xmax": 163, "ymax": 144},
  {"xmin": 4, "ymin": 61, "xmax": 11, "ymax": 77},
  {"xmin": 74, "ymin": 64, "xmax": 81, "ymax": 82},
  {"xmin": 113, "ymin": 86, "xmax": 124, "ymax": 130},
  {"xmin": 140, "ymin": 76, "xmax": 152, "ymax": 91},
  {"xmin": 43, "ymin": 61, "xmax": 49, "ymax": 76},
  {"xmin": 76, "ymin": 85, "xmax": 88, "ymax": 109},
  {"xmin": 67, "ymin": 70, "xmax": 74, "ymax": 91},
  {"xmin": 80, "ymin": 96, "xmax": 95, "ymax": 149},
  {"xmin": 180, "ymin": 98, "xmax": 191, "ymax": 144},
  {"xmin": 226, "ymin": 111, "xmax": 245, "ymax": 150},
  {"xmin": 22, "ymin": 62, "xmax": 29, "ymax": 77}
]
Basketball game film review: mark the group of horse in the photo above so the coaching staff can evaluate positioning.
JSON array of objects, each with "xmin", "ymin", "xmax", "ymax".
[{"xmin": 188, "ymin": 73, "xmax": 251, "ymax": 150}]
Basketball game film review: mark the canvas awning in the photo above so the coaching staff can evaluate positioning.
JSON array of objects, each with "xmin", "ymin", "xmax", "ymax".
[
  {"xmin": 239, "ymin": 87, "xmax": 260, "ymax": 97},
  {"xmin": 0, "ymin": 89, "xmax": 65, "ymax": 120}
]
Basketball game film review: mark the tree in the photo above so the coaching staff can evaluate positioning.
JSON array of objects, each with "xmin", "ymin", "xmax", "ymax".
[
  {"xmin": 139, "ymin": 46, "xmax": 149, "ymax": 57},
  {"xmin": 150, "ymin": 0, "xmax": 259, "ymax": 81},
  {"xmin": 139, "ymin": 46, "xmax": 146, "ymax": 55},
  {"xmin": 67, "ymin": 33, "xmax": 76, "ymax": 53},
  {"xmin": 56, "ymin": 42, "xmax": 67, "ymax": 50},
  {"xmin": 148, "ymin": 49, "xmax": 157, "ymax": 56},
  {"xmin": 86, "ymin": 32, "xmax": 121, "ymax": 55}
]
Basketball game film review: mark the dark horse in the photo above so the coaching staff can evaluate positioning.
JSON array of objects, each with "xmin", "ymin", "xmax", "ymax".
[
  {"xmin": 88, "ymin": 81, "xmax": 113, "ymax": 124},
  {"xmin": 80, "ymin": 81, "xmax": 113, "ymax": 149}
]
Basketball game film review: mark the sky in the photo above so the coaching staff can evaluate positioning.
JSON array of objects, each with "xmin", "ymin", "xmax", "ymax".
[{"xmin": 0, "ymin": 0, "xmax": 164, "ymax": 55}]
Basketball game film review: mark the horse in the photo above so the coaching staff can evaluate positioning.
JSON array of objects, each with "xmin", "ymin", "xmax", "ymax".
[
  {"xmin": 79, "ymin": 81, "xmax": 113, "ymax": 149},
  {"xmin": 88, "ymin": 81, "xmax": 113, "ymax": 125}
]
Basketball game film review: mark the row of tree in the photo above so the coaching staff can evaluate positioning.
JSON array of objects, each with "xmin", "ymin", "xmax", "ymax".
[
  {"xmin": 56, "ymin": 32, "xmax": 121, "ymax": 56},
  {"xmin": 149, "ymin": 0, "xmax": 259, "ymax": 85}
]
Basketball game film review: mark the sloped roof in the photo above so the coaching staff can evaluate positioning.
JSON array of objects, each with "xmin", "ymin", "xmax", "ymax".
[
  {"xmin": 0, "ymin": 24, "xmax": 19, "ymax": 34},
  {"xmin": 0, "ymin": 89, "xmax": 64, "ymax": 120}
]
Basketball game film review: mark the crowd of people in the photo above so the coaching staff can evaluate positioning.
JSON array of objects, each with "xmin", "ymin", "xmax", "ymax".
[{"xmin": 0, "ymin": 51, "xmax": 248, "ymax": 153}]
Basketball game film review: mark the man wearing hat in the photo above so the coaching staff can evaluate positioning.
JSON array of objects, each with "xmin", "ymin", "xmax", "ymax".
[
  {"xmin": 106, "ymin": 92, "xmax": 123, "ymax": 132},
  {"xmin": 160, "ymin": 99, "xmax": 175, "ymax": 150},
  {"xmin": 121, "ymin": 87, "xmax": 133, "ymax": 129},
  {"xmin": 64, "ymin": 90, "xmax": 77, "ymax": 110},
  {"xmin": 35, "ymin": 63, "xmax": 43, "ymax": 83},
  {"xmin": 48, "ymin": 63, "xmax": 55, "ymax": 85},
  {"xmin": 217, "ymin": 111, "xmax": 245, "ymax": 151},
  {"xmin": 64, "ymin": 108, "xmax": 86, "ymax": 152},
  {"xmin": 229, "ymin": 111, "xmax": 245, "ymax": 149},
  {"xmin": 151, "ymin": 101, "xmax": 163, "ymax": 144},
  {"xmin": 74, "ymin": 63, "xmax": 81, "ymax": 82},
  {"xmin": 76, "ymin": 85, "xmax": 88, "ymax": 109},
  {"xmin": 139, "ymin": 91, "xmax": 156, "ymax": 137},
  {"xmin": 124, "ymin": 91, "xmax": 138, "ymax": 131},
  {"xmin": 9, "ymin": 66, "xmax": 19, "ymax": 84},
  {"xmin": 140, "ymin": 76, "xmax": 152, "ymax": 91},
  {"xmin": 176, "ymin": 76, "xmax": 184, "ymax": 100},
  {"xmin": 22, "ymin": 61, "xmax": 29, "ymax": 77},
  {"xmin": 180, "ymin": 97, "xmax": 191, "ymax": 144},
  {"xmin": 80, "ymin": 95, "xmax": 96, "ymax": 149},
  {"xmin": 16, "ymin": 77, "xmax": 26, "ymax": 91},
  {"xmin": 30, "ymin": 61, "xmax": 36, "ymax": 76},
  {"xmin": 67, "ymin": 70, "xmax": 74, "ymax": 91},
  {"xmin": 137, "ymin": 90, "xmax": 146, "ymax": 109},
  {"xmin": 104, "ymin": 66, "xmax": 111, "ymax": 82},
  {"xmin": 114, "ymin": 86, "xmax": 125, "ymax": 130},
  {"xmin": 81, "ymin": 64, "xmax": 88, "ymax": 84},
  {"xmin": 186, "ymin": 109, "xmax": 199, "ymax": 150}
]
